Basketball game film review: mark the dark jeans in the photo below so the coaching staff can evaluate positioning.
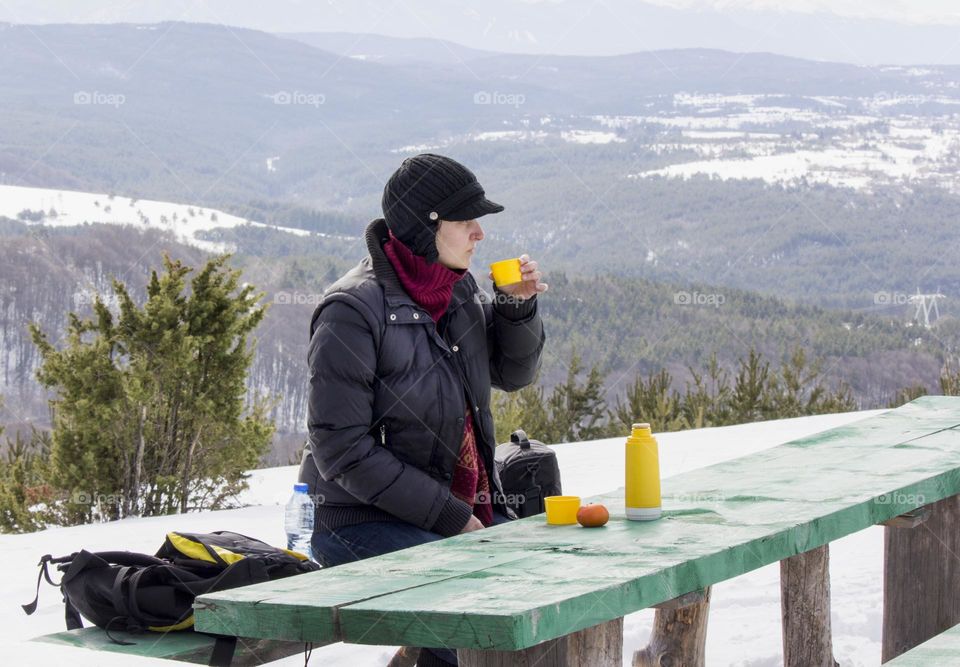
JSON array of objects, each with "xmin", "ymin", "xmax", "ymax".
[{"xmin": 312, "ymin": 510, "xmax": 514, "ymax": 666}]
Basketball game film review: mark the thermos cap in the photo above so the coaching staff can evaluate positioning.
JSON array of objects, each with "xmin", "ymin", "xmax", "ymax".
[{"xmin": 628, "ymin": 423, "xmax": 656, "ymax": 442}]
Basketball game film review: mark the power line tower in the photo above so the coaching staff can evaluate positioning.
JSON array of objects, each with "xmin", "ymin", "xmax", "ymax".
[{"xmin": 909, "ymin": 289, "xmax": 945, "ymax": 328}]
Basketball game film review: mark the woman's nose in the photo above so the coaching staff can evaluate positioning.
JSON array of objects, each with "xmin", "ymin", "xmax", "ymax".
[{"xmin": 472, "ymin": 221, "xmax": 484, "ymax": 240}]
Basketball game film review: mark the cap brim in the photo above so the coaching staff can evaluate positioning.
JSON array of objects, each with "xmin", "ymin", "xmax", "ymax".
[{"xmin": 445, "ymin": 196, "xmax": 504, "ymax": 221}]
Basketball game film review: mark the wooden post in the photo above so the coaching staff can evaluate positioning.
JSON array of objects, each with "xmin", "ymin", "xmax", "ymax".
[
  {"xmin": 458, "ymin": 617, "xmax": 622, "ymax": 667},
  {"xmin": 882, "ymin": 493, "xmax": 960, "ymax": 663},
  {"xmin": 633, "ymin": 587, "xmax": 711, "ymax": 667},
  {"xmin": 780, "ymin": 544, "xmax": 838, "ymax": 667}
]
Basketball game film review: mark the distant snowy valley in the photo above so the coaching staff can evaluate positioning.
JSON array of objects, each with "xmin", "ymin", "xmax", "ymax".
[{"xmin": 396, "ymin": 85, "xmax": 960, "ymax": 194}]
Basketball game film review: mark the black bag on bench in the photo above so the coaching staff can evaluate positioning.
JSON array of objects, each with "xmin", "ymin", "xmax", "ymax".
[
  {"xmin": 495, "ymin": 428, "xmax": 562, "ymax": 518},
  {"xmin": 22, "ymin": 530, "xmax": 319, "ymax": 639}
]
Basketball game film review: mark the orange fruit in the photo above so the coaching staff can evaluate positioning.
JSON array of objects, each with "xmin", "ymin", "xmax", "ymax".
[{"xmin": 577, "ymin": 503, "xmax": 609, "ymax": 527}]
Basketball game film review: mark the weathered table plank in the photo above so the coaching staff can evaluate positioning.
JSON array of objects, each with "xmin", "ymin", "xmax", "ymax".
[{"xmin": 195, "ymin": 397, "xmax": 960, "ymax": 652}]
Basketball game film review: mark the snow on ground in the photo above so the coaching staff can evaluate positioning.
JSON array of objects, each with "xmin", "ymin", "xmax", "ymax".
[
  {"xmin": 629, "ymin": 114, "xmax": 960, "ymax": 192},
  {"xmin": 587, "ymin": 91, "xmax": 960, "ymax": 193},
  {"xmin": 0, "ymin": 185, "xmax": 320, "ymax": 253},
  {"xmin": 559, "ymin": 130, "xmax": 624, "ymax": 144},
  {"xmin": 632, "ymin": 148, "xmax": 885, "ymax": 189},
  {"xmin": 393, "ymin": 90, "xmax": 960, "ymax": 194},
  {"xmin": 390, "ymin": 128, "xmax": 619, "ymax": 153},
  {"xmin": 472, "ymin": 130, "xmax": 548, "ymax": 143},
  {"xmin": 681, "ymin": 131, "xmax": 781, "ymax": 140},
  {"xmin": 5, "ymin": 409, "xmax": 886, "ymax": 666}
]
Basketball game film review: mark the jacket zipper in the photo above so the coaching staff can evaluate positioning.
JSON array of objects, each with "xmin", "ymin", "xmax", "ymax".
[
  {"xmin": 436, "ymin": 314, "xmax": 504, "ymax": 502},
  {"xmin": 446, "ymin": 345, "xmax": 503, "ymax": 502}
]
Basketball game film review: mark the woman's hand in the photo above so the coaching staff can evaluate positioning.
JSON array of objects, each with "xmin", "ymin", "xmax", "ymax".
[
  {"xmin": 459, "ymin": 515, "xmax": 485, "ymax": 533},
  {"xmin": 488, "ymin": 254, "xmax": 548, "ymax": 301}
]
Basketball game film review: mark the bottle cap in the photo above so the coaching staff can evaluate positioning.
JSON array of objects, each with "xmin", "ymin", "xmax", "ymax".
[
  {"xmin": 629, "ymin": 423, "xmax": 656, "ymax": 441},
  {"xmin": 293, "ymin": 483, "xmax": 309, "ymax": 493}
]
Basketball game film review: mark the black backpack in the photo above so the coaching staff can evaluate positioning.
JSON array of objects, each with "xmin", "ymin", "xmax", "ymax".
[
  {"xmin": 23, "ymin": 530, "xmax": 319, "ymax": 639},
  {"xmin": 494, "ymin": 429, "xmax": 562, "ymax": 518}
]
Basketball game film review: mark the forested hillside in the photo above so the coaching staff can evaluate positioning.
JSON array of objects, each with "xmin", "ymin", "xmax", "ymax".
[{"xmin": 3, "ymin": 221, "xmax": 952, "ymax": 463}]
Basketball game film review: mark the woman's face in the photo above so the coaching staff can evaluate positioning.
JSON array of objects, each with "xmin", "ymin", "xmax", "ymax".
[{"xmin": 436, "ymin": 218, "xmax": 484, "ymax": 270}]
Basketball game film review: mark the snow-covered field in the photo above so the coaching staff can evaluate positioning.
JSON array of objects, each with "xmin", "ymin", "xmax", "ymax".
[
  {"xmin": 391, "ymin": 127, "xmax": 622, "ymax": 153},
  {"xmin": 0, "ymin": 185, "xmax": 319, "ymax": 253},
  {"xmin": 5, "ymin": 409, "xmax": 890, "ymax": 666},
  {"xmin": 620, "ymin": 93, "xmax": 960, "ymax": 191},
  {"xmin": 395, "ymin": 91, "xmax": 960, "ymax": 194}
]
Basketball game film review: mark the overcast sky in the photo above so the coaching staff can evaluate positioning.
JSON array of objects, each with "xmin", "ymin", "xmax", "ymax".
[
  {"xmin": 642, "ymin": 0, "xmax": 960, "ymax": 24},
  {"xmin": 2, "ymin": 0, "xmax": 959, "ymax": 64},
  {"xmin": 3, "ymin": 0, "xmax": 959, "ymax": 27}
]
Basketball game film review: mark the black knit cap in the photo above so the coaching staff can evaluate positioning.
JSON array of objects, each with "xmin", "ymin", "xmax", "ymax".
[{"xmin": 381, "ymin": 153, "xmax": 504, "ymax": 263}]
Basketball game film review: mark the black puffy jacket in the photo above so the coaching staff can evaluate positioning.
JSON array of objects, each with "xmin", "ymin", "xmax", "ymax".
[{"xmin": 297, "ymin": 218, "xmax": 545, "ymax": 536}]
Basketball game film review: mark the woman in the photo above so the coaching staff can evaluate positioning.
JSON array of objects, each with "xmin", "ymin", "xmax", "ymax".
[{"xmin": 297, "ymin": 153, "xmax": 547, "ymax": 666}]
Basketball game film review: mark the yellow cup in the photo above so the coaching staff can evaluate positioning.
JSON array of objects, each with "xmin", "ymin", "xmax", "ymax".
[
  {"xmin": 490, "ymin": 258, "xmax": 523, "ymax": 287},
  {"xmin": 544, "ymin": 495, "xmax": 581, "ymax": 525}
]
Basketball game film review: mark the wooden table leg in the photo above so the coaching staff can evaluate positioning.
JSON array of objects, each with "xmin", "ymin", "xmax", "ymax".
[
  {"xmin": 781, "ymin": 544, "xmax": 838, "ymax": 667},
  {"xmin": 633, "ymin": 587, "xmax": 711, "ymax": 667},
  {"xmin": 457, "ymin": 617, "xmax": 623, "ymax": 667},
  {"xmin": 882, "ymin": 493, "xmax": 960, "ymax": 663}
]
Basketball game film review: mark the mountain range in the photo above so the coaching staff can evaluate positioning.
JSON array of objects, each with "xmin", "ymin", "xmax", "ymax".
[{"xmin": 3, "ymin": 23, "xmax": 960, "ymax": 458}]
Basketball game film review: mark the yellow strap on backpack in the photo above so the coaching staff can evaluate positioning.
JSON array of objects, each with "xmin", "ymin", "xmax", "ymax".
[{"xmin": 165, "ymin": 532, "xmax": 246, "ymax": 565}]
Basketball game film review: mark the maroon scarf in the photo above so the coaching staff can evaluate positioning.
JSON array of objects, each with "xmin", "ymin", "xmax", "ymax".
[{"xmin": 383, "ymin": 231, "xmax": 465, "ymax": 322}]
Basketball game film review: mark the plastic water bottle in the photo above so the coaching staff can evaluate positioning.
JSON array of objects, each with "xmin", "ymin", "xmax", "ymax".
[{"xmin": 284, "ymin": 483, "xmax": 314, "ymax": 560}]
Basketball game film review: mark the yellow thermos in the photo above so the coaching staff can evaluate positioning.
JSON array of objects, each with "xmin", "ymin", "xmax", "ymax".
[{"xmin": 625, "ymin": 422, "xmax": 662, "ymax": 520}]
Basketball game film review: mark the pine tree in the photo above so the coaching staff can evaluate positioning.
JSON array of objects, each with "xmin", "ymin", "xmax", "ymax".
[
  {"xmin": 492, "ymin": 352, "xmax": 606, "ymax": 445},
  {"xmin": 681, "ymin": 354, "xmax": 732, "ymax": 428},
  {"xmin": 888, "ymin": 384, "xmax": 927, "ymax": 408},
  {"xmin": 492, "ymin": 384, "xmax": 549, "ymax": 445},
  {"xmin": 731, "ymin": 348, "xmax": 771, "ymax": 423},
  {"xmin": 545, "ymin": 353, "xmax": 607, "ymax": 443},
  {"xmin": 29, "ymin": 254, "xmax": 274, "ymax": 523},
  {"xmin": 941, "ymin": 358, "xmax": 960, "ymax": 396},
  {"xmin": 609, "ymin": 368, "xmax": 685, "ymax": 434},
  {"xmin": 769, "ymin": 347, "xmax": 857, "ymax": 416},
  {"xmin": 0, "ymin": 421, "xmax": 54, "ymax": 533}
]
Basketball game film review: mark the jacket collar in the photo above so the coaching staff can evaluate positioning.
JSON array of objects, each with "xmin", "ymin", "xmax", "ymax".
[{"xmin": 365, "ymin": 218, "xmax": 476, "ymax": 316}]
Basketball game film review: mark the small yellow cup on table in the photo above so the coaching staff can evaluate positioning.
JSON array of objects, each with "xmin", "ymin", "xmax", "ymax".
[
  {"xmin": 490, "ymin": 258, "xmax": 523, "ymax": 287},
  {"xmin": 544, "ymin": 495, "xmax": 581, "ymax": 525}
]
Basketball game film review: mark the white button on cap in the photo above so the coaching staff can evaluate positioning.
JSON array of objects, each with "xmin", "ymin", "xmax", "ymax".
[
  {"xmin": 389, "ymin": 314, "xmax": 397, "ymax": 321},
  {"xmin": 413, "ymin": 313, "xmax": 420, "ymax": 319},
  {"xmin": 452, "ymin": 345, "xmax": 459, "ymax": 352}
]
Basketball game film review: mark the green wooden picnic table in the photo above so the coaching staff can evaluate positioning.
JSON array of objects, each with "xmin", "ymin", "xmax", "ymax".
[{"xmin": 194, "ymin": 396, "xmax": 960, "ymax": 666}]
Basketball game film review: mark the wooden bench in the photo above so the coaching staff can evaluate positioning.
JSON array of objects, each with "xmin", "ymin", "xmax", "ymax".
[
  {"xmin": 884, "ymin": 622, "xmax": 960, "ymax": 665},
  {"xmin": 193, "ymin": 396, "xmax": 960, "ymax": 666},
  {"xmin": 32, "ymin": 626, "xmax": 306, "ymax": 666}
]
